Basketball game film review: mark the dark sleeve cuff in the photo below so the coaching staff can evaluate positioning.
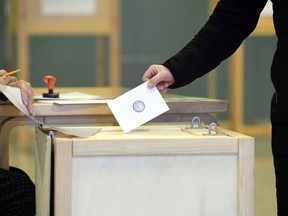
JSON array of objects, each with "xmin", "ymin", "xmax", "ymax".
[{"xmin": 0, "ymin": 92, "xmax": 8, "ymax": 101}]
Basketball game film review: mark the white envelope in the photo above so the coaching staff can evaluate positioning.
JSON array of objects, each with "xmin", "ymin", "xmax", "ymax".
[{"xmin": 107, "ymin": 82, "xmax": 169, "ymax": 133}]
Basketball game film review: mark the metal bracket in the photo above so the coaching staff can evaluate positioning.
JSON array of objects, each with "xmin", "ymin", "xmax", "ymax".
[
  {"xmin": 202, "ymin": 122, "xmax": 227, "ymax": 136},
  {"xmin": 184, "ymin": 116, "xmax": 205, "ymax": 130}
]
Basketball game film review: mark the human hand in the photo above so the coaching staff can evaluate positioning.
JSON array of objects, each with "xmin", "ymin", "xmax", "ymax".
[
  {"xmin": 0, "ymin": 69, "xmax": 35, "ymax": 116},
  {"xmin": 0, "ymin": 69, "xmax": 18, "ymax": 85},
  {"xmin": 9, "ymin": 80, "xmax": 35, "ymax": 116},
  {"xmin": 142, "ymin": 64, "xmax": 175, "ymax": 93}
]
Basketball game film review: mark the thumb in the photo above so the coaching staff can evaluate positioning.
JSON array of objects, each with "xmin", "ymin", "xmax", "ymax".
[{"xmin": 147, "ymin": 75, "xmax": 163, "ymax": 89}]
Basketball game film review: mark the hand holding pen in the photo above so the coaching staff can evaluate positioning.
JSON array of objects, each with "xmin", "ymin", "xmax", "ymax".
[
  {"xmin": 0, "ymin": 69, "xmax": 18, "ymax": 85},
  {"xmin": 0, "ymin": 69, "xmax": 35, "ymax": 116}
]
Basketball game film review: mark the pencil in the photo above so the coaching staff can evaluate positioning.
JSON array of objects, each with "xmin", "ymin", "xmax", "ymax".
[{"xmin": 3, "ymin": 69, "xmax": 22, "ymax": 76}]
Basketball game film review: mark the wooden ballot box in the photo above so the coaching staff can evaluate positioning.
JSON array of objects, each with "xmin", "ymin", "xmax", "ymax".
[{"xmin": 35, "ymin": 123, "xmax": 254, "ymax": 216}]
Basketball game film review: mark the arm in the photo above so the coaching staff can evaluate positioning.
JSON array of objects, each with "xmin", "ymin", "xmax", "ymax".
[{"xmin": 143, "ymin": 0, "xmax": 268, "ymax": 91}]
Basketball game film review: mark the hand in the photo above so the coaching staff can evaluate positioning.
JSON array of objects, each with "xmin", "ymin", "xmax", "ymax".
[
  {"xmin": 9, "ymin": 80, "xmax": 35, "ymax": 116},
  {"xmin": 0, "ymin": 69, "xmax": 35, "ymax": 116},
  {"xmin": 0, "ymin": 69, "xmax": 17, "ymax": 85},
  {"xmin": 142, "ymin": 64, "xmax": 175, "ymax": 93}
]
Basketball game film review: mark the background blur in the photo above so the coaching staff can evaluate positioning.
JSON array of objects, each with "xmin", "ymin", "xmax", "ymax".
[
  {"xmin": 1, "ymin": 0, "xmax": 276, "ymax": 215},
  {"xmin": 0, "ymin": 0, "xmax": 276, "ymax": 130}
]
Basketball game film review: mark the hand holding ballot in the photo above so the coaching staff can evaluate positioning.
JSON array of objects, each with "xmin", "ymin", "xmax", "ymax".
[
  {"xmin": 0, "ymin": 69, "xmax": 35, "ymax": 116},
  {"xmin": 142, "ymin": 64, "xmax": 175, "ymax": 93},
  {"xmin": 108, "ymin": 81, "xmax": 169, "ymax": 133}
]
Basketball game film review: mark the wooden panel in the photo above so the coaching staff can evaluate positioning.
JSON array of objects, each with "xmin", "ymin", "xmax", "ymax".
[
  {"xmin": 72, "ymin": 154, "xmax": 238, "ymax": 216},
  {"xmin": 35, "ymin": 127, "xmax": 52, "ymax": 216},
  {"xmin": 26, "ymin": 0, "xmax": 111, "ymax": 35},
  {"xmin": 53, "ymin": 135, "xmax": 72, "ymax": 216},
  {"xmin": 72, "ymin": 125, "xmax": 239, "ymax": 156},
  {"xmin": 238, "ymin": 136, "xmax": 255, "ymax": 216}
]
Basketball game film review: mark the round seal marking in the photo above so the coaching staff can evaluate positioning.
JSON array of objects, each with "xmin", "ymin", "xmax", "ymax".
[{"xmin": 133, "ymin": 100, "xmax": 145, "ymax": 113}]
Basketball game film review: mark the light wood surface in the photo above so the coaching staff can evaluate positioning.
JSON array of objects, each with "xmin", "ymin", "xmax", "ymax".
[
  {"xmin": 35, "ymin": 127, "xmax": 52, "ymax": 216},
  {"xmin": 71, "ymin": 125, "xmax": 239, "ymax": 156},
  {"xmin": 54, "ymin": 136, "xmax": 72, "ymax": 216},
  {"xmin": 238, "ymin": 135, "xmax": 255, "ymax": 215}
]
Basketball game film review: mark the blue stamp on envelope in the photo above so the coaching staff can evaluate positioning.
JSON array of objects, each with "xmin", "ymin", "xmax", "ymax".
[{"xmin": 133, "ymin": 100, "xmax": 145, "ymax": 113}]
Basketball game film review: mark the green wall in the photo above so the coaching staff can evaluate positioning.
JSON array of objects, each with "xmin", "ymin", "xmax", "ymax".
[
  {"xmin": 243, "ymin": 36, "xmax": 275, "ymax": 123},
  {"xmin": 30, "ymin": 36, "xmax": 109, "ymax": 87},
  {"xmin": 0, "ymin": 1, "xmax": 7, "ymax": 68}
]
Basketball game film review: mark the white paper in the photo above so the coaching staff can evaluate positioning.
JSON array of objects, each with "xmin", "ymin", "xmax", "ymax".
[
  {"xmin": 0, "ymin": 84, "xmax": 34, "ymax": 119},
  {"xmin": 0, "ymin": 84, "xmax": 100, "ymax": 137},
  {"xmin": 52, "ymin": 99, "xmax": 111, "ymax": 105},
  {"xmin": 47, "ymin": 125, "xmax": 101, "ymax": 138},
  {"xmin": 107, "ymin": 82, "xmax": 169, "ymax": 133}
]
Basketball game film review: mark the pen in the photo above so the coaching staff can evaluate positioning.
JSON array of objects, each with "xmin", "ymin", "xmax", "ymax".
[{"xmin": 3, "ymin": 69, "xmax": 21, "ymax": 76}]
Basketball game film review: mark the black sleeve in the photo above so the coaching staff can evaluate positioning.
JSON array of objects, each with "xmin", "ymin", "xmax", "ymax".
[
  {"xmin": 0, "ymin": 92, "xmax": 8, "ymax": 101},
  {"xmin": 163, "ymin": 0, "xmax": 268, "ymax": 88}
]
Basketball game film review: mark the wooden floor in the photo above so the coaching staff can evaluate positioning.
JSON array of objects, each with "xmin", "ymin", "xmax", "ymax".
[{"xmin": 9, "ymin": 127, "xmax": 277, "ymax": 216}]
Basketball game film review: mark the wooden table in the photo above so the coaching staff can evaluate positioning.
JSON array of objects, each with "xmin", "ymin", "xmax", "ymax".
[{"xmin": 0, "ymin": 87, "xmax": 228, "ymax": 169}]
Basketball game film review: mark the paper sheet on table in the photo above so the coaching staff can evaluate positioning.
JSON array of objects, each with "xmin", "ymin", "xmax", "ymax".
[
  {"xmin": 108, "ymin": 82, "xmax": 169, "ymax": 133},
  {"xmin": 34, "ymin": 92, "xmax": 106, "ymax": 100},
  {"xmin": 39, "ymin": 99, "xmax": 111, "ymax": 105},
  {"xmin": 0, "ymin": 84, "xmax": 100, "ymax": 137},
  {"xmin": 35, "ymin": 92, "xmax": 112, "ymax": 105}
]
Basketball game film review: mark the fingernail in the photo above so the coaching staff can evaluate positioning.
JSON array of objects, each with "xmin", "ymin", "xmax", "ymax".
[{"xmin": 147, "ymin": 83, "xmax": 153, "ymax": 88}]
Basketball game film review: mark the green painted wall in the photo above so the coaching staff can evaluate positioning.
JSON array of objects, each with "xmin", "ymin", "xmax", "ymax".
[
  {"xmin": 29, "ymin": 36, "xmax": 109, "ymax": 87},
  {"xmin": 0, "ymin": 1, "xmax": 7, "ymax": 68},
  {"xmin": 243, "ymin": 36, "xmax": 275, "ymax": 123}
]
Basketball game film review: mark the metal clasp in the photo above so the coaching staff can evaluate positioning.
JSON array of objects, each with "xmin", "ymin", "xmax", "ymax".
[
  {"xmin": 202, "ymin": 122, "xmax": 227, "ymax": 136},
  {"xmin": 184, "ymin": 116, "xmax": 204, "ymax": 130}
]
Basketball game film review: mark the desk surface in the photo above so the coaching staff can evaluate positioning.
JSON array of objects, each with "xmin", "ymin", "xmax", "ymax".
[{"xmin": 0, "ymin": 87, "xmax": 228, "ymax": 117}]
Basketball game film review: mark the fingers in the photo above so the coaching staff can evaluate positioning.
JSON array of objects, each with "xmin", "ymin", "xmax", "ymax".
[
  {"xmin": 142, "ymin": 65, "xmax": 157, "ymax": 82},
  {"xmin": 142, "ymin": 65, "xmax": 164, "ymax": 88},
  {"xmin": 0, "ymin": 75, "xmax": 17, "ymax": 86},
  {"xmin": 155, "ymin": 82, "xmax": 170, "ymax": 93},
  {"xmin": 142, "ymin": 64, "xmax": 175, "ymax": 92},
  {"xmin": 0, "ymin": 69, "xmax": 18, "ymax": 86},
  {"xmin": 0, "ymin": 70, "xmax": 35, "ymax": 115},
  {"xmin": 9, "ymin": 80, "xmax": 35, "ymax": 116},
  {"xmin": 147, "ymin": 73, "xmax": 165, "ymax": 89},
  {"xmin": 0, "ymin": 69, "xmax": 7, "ymax": 76}
]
